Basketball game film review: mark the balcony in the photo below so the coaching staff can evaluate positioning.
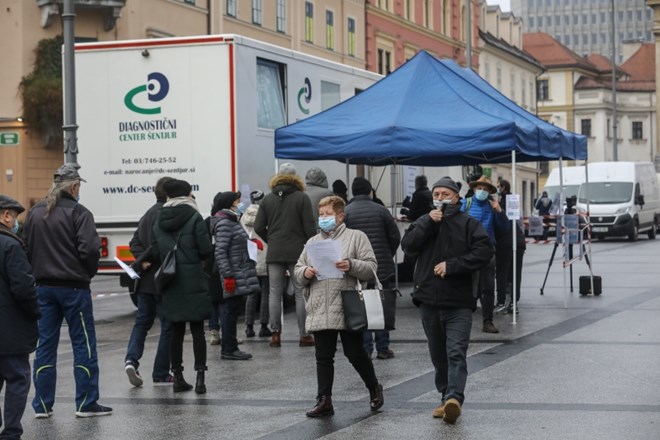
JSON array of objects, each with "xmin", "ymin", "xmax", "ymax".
[{"xmin": 37, "ymin": 0, "xmax": 126, "ymax": 31}]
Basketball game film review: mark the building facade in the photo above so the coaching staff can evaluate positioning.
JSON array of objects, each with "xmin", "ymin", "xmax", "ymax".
[{"xmin": 511, "ymin": 0, "xmax": 653, "ymax": 62}]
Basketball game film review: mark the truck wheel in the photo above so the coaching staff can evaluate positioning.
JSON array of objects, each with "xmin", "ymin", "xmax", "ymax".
[
  {"xmin": 628, "ymin": 222, "xmax": 639, "ymax": 242},
  {"xmin": 649, "ymin": 221, "xmax": 657, "ymax": 239}
]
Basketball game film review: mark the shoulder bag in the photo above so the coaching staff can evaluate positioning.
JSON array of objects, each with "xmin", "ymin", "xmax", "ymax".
[
  {"xmin": 341, "ymin": 268, "xmax": 400, "ymax": 331},
  {"xmin": 154, "ymin": 231, "xmax": 181, "ymax": 296}
]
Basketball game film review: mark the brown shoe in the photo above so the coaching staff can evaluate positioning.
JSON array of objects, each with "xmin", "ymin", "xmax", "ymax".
[
  {"xmin": 299, "ymin": 335, "xmax": 315, "ymax": 347},
  {"xmin": 442, "ymin": 398, "xmax": 461, "ymax": 424},
  {"xmin": 432, "ymin": 401, "xmax": 446, "ymax": 418},
  {"xmin": 305, "ymin": 395, "xmax": 334, "ymax": 417},
  {"xmin": 270, "ymin": 331, "xmax": 281, "ymax": 347},
  {"xmin": 482, "ymin": 320, "xmax": 499, "ymax": 334}
]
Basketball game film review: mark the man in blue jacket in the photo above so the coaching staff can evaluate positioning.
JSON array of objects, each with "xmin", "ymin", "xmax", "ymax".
[
  {"xmin": 402, "ymin": 177, "xmax": 492, "ymax": 424},
  {"xmin": 0, "ymin": 195, "xmax": 40, "ymax": 439}
]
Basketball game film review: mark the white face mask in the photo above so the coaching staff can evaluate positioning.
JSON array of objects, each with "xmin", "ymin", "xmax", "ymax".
[{"xmin": 11, "ymin": 217, "xmax": 19, "ymax": 234}]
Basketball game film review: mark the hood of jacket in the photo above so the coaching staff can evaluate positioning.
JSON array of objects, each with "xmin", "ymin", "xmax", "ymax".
[
  {"xmin": 305, "ymin": 168, "xmax": 329, "ymax": 189},
  {"xmin": 269, "ymin": 174, "xmax": 305, "ymax": 195},
  {"xmin": 240, "ymin": 204, "xmax": 259, "ymax": 228},
  {"xmin": 158, "ymin": 205, "xmax": 197, "ymax": 232}
]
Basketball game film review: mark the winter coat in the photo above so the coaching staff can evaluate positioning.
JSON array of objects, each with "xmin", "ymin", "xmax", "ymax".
[
  {"xmin": 203, "ymin": 216, "xmax": 223, "ymax": 303},
  {"xmin": 401, "ymin": 207, "xmax": 493, "ymax": 309},
  {"xmin": 294, "ymin": 223, "xmax": 377, "ymax": 332},
  {"xmin": 240, "ymin": 204, "xmax": 268, "ymax": 276},
  {"xmin": 23, "ymin": 192, "xmax": 100, "ymax": 289},
  {"xmin": 305, "ymin": 169, "xmax": 334, "ymax": 221},
  {"xmin": 344, "ymin": 195, "xmax": 400, "ymax": 282},
  {"xmin": 214, "ymin": 210, "xmax": 261, "ymax": 298},
  {"xmin": 535, "ymin": 196, "xmax": 553, "ymax": 216},
  {"xmin": 460, "ymin": 196, "xmax": 510, "ymax": 247},
  {"xmin": 129, "ymin": 200, "xmax": 164, "ymax": 295},
  {"xmin": 0, "ymin": 227, "xmax": 39, "ymax": 355},
  {"xmin": 151, "ymin": 204, "xmax": 213, "ymax": 322},
  {"xmin": 254, "ymin": 174, "xmax": 317, "ymax": 264},
  {"xmin": 407, "ymin": 187, "xmax": 433, "ymax": 221}
]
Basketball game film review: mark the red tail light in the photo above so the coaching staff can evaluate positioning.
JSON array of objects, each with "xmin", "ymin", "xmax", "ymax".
[{"xmin": 100, "ymin": 236, "xmax": 109, "ymax": 258}]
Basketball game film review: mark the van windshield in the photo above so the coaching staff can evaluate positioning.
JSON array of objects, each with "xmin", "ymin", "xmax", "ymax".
[
  {"xmin": 544, "ymin": 185, "xmax": 580, "ymax": 200},
  {"xmin": 578, "ymin": 182, "xmax": 633, "ymax": 204}
]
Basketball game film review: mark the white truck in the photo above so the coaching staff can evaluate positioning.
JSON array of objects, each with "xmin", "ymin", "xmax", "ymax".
[{"xmin": 73, "ymin": 34, "xmax": 381, "ymax": 293}]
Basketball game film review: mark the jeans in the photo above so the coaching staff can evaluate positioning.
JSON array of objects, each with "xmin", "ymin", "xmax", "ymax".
[
  {"xmin": 363, "ymin": 331, "xmax": 390, "ymax": 354},
  {"xmin": 0, "ymin": 355, "xmax": 30, "ymax": 438},
  {"xmin": 313, "ymin": 330, "xmax": 379, "ymax": 397},
  {"xmin": 170, "ymin": 321, "xmax": 206, "ymax": 372},
  {"xmin": 419, "ymin": 304, "xmax": 472, "ymax": 405},
  {"xmin": 208, "ymin": 301, "xmax": 221, "ymax": 332},
  {"xmin": 478, "ymin": 255, "xmax": 496, "ymax": 322},
  {"xmin": 245, "ymin": 276, "xmax": 269, "ymax": 326},
  {"xmin": 221, "ymin": 296, "xmax": 242, "ymax": 354},
  {"xmin": 268, "ymin": 263, "xmax": 307, "ymax": 336},
  {"xmin": 32, "ymin": 287, "xmax": 100, "ymax": 413},
  {"xmin": 125, "ymin": 293, "xmax": 172, "ymax": 381}
]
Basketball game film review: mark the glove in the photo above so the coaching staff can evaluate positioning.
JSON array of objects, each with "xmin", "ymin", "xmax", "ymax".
[
  {"xmin": 252, "ymin": 238, "xmax": 264, "ymax": 251},
  {"xmin": 223, "ymin": 277, "xmax": 236, "ymax": 294}
]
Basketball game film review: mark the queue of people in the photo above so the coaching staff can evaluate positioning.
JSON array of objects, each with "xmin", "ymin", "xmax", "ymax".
[{"xmin": 0, "ymin": 164, "xmax": 533, "ymax": 435}]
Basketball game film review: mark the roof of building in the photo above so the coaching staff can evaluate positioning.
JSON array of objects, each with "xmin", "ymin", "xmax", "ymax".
[
  {"xmin": 574, "ymin": 76, "xmax": 655, "ymax": 92},
  {"xmin": 620, "ymin": 43, "xmax": 655, "ymax": 82},
  {"xmin": 523, "ymin": 32, "xmax": 599, "ymax": 73},
  {"xmin": 586, "ymin": 54, "xmax": 628, "ymax": 76},
  {"xmin": 479, "ymin": 29, "xmax": 544, "ymax": 70}
]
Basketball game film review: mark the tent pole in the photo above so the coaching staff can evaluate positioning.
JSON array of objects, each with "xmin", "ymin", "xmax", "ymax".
[
  {"xmin": 345, "ymin": 160, "xmax": 350, "ymax": 196},
  {"xmin": 584, "ymin": 159, "xmax": 595, "ymax": 294},
  {"xmin": 391, "ymin": 163, "xmax": 399, "ymax": 290},
  {"xmin": 559, "ymin": 157, "xmax": 567, "ymax": 309},
  {"xmin": 512, "ymin": 151, "xmax": 517, "ymax": 325}
]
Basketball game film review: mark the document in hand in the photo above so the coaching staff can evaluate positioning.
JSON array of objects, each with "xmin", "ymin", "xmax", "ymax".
[
  {"xmin": 305, "ymin": 239, "xmax": 343, "ymax": 280},
  {"xmin": 114, "ymin": 257, "xmax": 141, "ymax": 280}
]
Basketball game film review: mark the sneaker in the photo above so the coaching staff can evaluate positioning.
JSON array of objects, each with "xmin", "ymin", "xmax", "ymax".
[
  {"xmin": 482, "ymin": 321, "xmax": 499, "ymax": 334},
  {"xmin": 125, "ymin": 362, "xmax": 143, "ymax": 387},
  {"xmin": 442, "ymin": 398, "xmax": 461, "ymax": 424},
  {"xmin": 258, "ymin": 325, "xmax": 272, "ymax": 337},
  {"xmin": 495, "ymin": 304, "xmax": 508, "ymax": 315},
  {"xmin": 221, "ymin": 350, "xmax": 253, "ymax": 360},
  {"xmin": 153, "ymin": 374, "xmax": 175, "ymax": 386},
  {"xmin": 506, "ymin": 305, "xmax": 520, "ymax": 315},
  {"xmin": 75, "ymin": 403, "xmax": 113, "ymax": 418},
  {"xmin": 245, "ymin": 325, "xmax": 255, "ymax": 338},
  {"xmin": 35, "ymin": 411, "xmax": 53, "ymax": 419},
  {"xmin": 376, "ymin": 349, "xmax": 395, "ymax": 360},
  {"xmin": 209, "ymin": 329, "xmax": 221, "ymax": 346}
]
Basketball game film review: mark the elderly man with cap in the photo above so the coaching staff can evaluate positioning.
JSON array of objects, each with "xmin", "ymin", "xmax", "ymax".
[
  {"xmin": 255, "ymin": 163, "xmax": 317, "ymax": 348},
  {"xmin": 460, "ymin": 176, "xmax": 510, "ymax": 334},
  {"xmin": 22, "ymin": 163, "xmax": 112, "ymax": 417},
  {"xmin": 401, "ymin": 177, "xmax": 492, "ymax": 424},
  {"xmin": 0, "ymin": 195, "xmax": 40, "ymax": 439}
]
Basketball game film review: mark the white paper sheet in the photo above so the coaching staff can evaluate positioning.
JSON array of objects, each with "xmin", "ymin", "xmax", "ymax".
[
  {"xmin": 114, "ymin": 257, "xmax": 140, "ymax": 280},
  {"xmin": 247, "ymin": 239, "xmax": 258, "ymax": 263},
  {"xmin": 305, "ymin": 240, "xmax": 343, "ymax": 280}
]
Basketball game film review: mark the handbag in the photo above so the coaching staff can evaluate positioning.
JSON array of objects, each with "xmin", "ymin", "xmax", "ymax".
[
  {"xmin": 154, "ymin": 231, "xmax": 181, "ymax": 296},
  {"xmin": 341, "ymin": 269, "xmax": 399, "ymax": 331}
]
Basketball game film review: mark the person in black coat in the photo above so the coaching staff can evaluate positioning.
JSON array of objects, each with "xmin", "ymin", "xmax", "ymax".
[
  {"xmin": 344, "ymin": 177, "xmax": 401, "ymax": 359},
  {"xmin": 405, "ymin": 175, "xmax": 433, "ymax": 221},
  {"xmin": 124, "ymin": 176, "xmax": 174, "ymax": 387},
  {"xmin": 0, "ymin": 195, "xmax": 40, "ymax": 439}
]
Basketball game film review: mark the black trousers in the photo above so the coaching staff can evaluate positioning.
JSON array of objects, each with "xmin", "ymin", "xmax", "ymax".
[
  {"xmin": 495, "ymin": 244, "xmax": 513, "ymax": 305},
  {"xmin": 0, "ymin": 354, "xmax": 31, "ymax": 439},
  {"xmin": 313, "ymin": 329, "xmax": 379, "ymax": 397},
  {"xmin": 170, "ymin": 321, "xmax": 206, "ymax": 372}
]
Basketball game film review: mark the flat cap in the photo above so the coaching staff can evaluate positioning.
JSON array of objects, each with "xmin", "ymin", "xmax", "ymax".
[
  {"xmin": 0, "ymin": 195, "xmax": 25, "ymax": 214},
  {"xmin": 54, "ymin": 163, "xmax": 86, "ymax": 183}
]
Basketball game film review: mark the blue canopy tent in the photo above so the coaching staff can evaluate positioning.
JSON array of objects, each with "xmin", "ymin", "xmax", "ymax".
[{"xmin": 275, "ymin": 51, "xmax": 587, "ymax": 165}]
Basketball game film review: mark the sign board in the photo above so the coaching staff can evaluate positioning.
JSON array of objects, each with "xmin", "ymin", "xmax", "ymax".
[
  {"xmin": 0, "ymin": 132, "xmax": 19, "ymax": 146},
  {"xmin": 402, "ymin": 166, "xmax": 421, "ymax": 199},
  {"xmin": 505, "ymin": 194, "xmax": 520, "ymax": 220},
  {"xmin": 556, "ymin": 214, "xmax": 580, "ymax": 244},
  {"xmin": 528, "ymin": 216, "xmax": 544, "ymax": 236}
]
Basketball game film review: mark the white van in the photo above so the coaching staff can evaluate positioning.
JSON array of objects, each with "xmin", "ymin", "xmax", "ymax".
[
  {"xmin": 541, "ymin": 165, "xmax": 586, "ymax": 215},
  {"xmin": 577, "ymin": 162, "xmax": 660, "ymax": 241}
]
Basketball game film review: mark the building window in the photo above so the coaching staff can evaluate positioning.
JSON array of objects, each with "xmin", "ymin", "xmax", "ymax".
[
  {"xmin": 485, "ymin": 62, "xmax": 490, "ymax": 81},
  {"xmin": 326, "ymin": 10, "xmax": 334, "ymax": 50},
  {"xmin": 252, "ymin": 0, "xmax": 262, "ymax": 25},
  {"xmin": 511, "ymin": 73, "xmax": 516, "ymax": 101},
  {"xmin": 521, "ymin": 78, "xmax": 526, "ymax": 106},
  {"xmin": 405, "ymin": 0, "xmax": 412, "ymax": 20},
  {"xmin": 537, "ymin": 79, "xmax": 549, "ymax": 101},
  {"xmin": 347, "ymin": 17, "xmax": 356, "ymax": 57},
  {"xmin": 529, "ymin": 17, "xmax": 535, "ymax": 27},
  {"xmin": 257, "ymin": 59, "xmax": 286, "ymax": 129},
  {"xmin": 607, "ymin": 118, "xmax": 611, "ymax": 138},
  {"xmin": 305, "ymin": 2, "xmax": 314, "ymax": 43},
  {"xmin": 424, "ymin": 0, "xmax": 432, "ymax": 28},
  {"xmin": 227, "ymin": 0, "xmax": 236, "ymax": 17},
  {"xmin": 377, "ymin": 48, "xmax": 392, "ymax": 75},
  {"xmin": 277, "ymin": 0, "xmax": 286, "ymax": 33},
  {"xmin": 581, "ymin": 119, "xmax": 591, "ymax": 137},
  {"xmin": 496, "ymin": 67, "xmax": 502, "ymax": 90},
  {"xmin": 321, "ymin": 81, "xmax": 340, "ymax": 110},
  {"xmin": 442, "ymin": 0, "xmax": 450, "ymax": 35},
  {"xmin": 632, "ymin": 121, "xmax": 643, "ymax": 140},
  {"xmin": 183, "ymin": 0, "xmax": 195, "ymax": 4}
]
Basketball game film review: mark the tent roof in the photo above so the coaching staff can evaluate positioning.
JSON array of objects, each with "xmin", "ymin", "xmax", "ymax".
[{"xmin": 275, "ymin": 51, "xmax": 587, "ymax": 166}]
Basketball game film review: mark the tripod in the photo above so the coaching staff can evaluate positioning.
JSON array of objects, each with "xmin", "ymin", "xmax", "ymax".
[{"xmin": 539, "ymin": 241, "xmax": 591, "ymax": 295}]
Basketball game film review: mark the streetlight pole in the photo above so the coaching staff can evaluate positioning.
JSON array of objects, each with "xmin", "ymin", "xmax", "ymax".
[
  {"xmin": 466, "ymin": 0, "xmax": 472, "ymax": 70},
  {"xmin": 611, "ymin": 0, "xmax": 618, "ymax": 161},
  {"xmin": 62, "ymin": 0, "xmax": 79, "ymax": 164}
]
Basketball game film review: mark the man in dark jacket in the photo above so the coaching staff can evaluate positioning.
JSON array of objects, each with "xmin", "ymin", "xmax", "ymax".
[
  {"xmin": 401, "ymin": 177, "xmax": 492, "ymax": 425},
  {"xmin": 0, "ymin": 195, "xmax": 40, "ymax": 439},
  {"xmin": 22, "ymin": 164, "xmax": 112, "ymax": 417},
  {"xmin": 254, "ymin": 163, "xmax": 317, "ymax": 347},
  {"xmin": 404, "ymin": 175, "xmax": 433, "ymax": 221},
  {"xmin": 344, "ymin": 177, "xmax": 400, "ymax": 359},
  {"xmin": 124, "ymin": 176, "xmax": 174, "ymax": 387}
]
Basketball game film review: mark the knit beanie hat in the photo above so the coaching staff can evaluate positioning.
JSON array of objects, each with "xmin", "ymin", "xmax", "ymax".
[
  {"xmin": 250, "ymin": 190, "xmax": 265, "ymax": 204},
  {"xmin": 431, "ymin": 176, "xmax": 460, "ymax": 194},
  {"xmin": 163, "ymin": 179, "xmax": 192, "ymax": 198},
  {"xmin": 351, "ymin": 177, "xmax": 373, "ymax": 196},
  {"xmin": 278, "ymin": 162, "xmax": 297, "ymax": 176}
]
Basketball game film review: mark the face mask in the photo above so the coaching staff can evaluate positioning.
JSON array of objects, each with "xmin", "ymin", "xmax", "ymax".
[
  {"xmin": 433, "ymin": 198, "xmax": 454, "ymax": 210},
  {"xmin": 474, "ymin": 189, "xmax": 489, "ymax": 202},
  {"xmin": 11, "ymin": 218, "xmax": 19, "ymax": 234},
  {"xmin": 236, "ymin": 202, "xmax": 245, "ymax": 215},
  {"xmin": 318, "ymin": 216, "xmax": 337, "ymax": 232},
  {"xmin": 76, "ymin": 194, "xmax": 80, "ymax": 202}
]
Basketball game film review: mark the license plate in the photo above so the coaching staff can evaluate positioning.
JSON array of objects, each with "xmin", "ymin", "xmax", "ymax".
[{"xmin": 592, "ymin": 227, "xmax": 608, "ymax": 232}]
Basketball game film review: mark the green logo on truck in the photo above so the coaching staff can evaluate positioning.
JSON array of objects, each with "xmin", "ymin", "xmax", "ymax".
[{"xmin": 124, "ymin": 72, "xmax": 170, "ymax": 115}]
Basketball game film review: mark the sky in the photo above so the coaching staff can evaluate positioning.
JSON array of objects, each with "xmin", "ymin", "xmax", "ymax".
[{"xmin": 488, "ymin": 0, "xmax": 511, "ymax": 12}]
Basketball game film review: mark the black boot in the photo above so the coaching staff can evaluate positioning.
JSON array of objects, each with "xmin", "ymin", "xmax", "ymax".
[
  {"xmin": 195, "ymin": 370, "xmax": 206, "ymax": 394},
  {"xmin": 245, "ymin": 324, "xmax": 255, "ymax": 338},
  {"xmin": 258, "ymin": 324, "xmax": 272, "ymax": 337},
  {"xmin": 306, "ymin": 395, "xmax": 334, "ymax": 417},
  {"xmin": 172, "ymin": 368, "xmax": 193, "ymax": 393},
  {"xmin": 369, "ymin": 383, "xmax": 384, "ymax": 411}
]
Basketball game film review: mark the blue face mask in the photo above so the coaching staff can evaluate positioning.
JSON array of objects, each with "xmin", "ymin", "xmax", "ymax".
[
  {"xmin": 236, "ymin": 202, "xmax": 245, "ymax": 215},
  {"xmin": 474, "ymin": 189, "xmax": 489, "ymax": 202},
  {"xmin": 318, "ymin": 216, "xmax": 337, "ymax": 232},
  {"xmin": 11, "ymin": 218, "xmax": 19, "ymax": 234}
]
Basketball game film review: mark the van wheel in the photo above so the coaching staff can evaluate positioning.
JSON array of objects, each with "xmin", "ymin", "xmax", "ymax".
[
  {"xmin": 649, "ymin": 221, "xmax": 658, "ymax": 239},
  {"xmin": 628, "ymin": 222, "xmax": 639, "ymax": 241}
]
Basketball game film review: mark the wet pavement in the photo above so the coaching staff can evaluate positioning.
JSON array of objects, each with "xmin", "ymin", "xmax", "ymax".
[{"xmin": 11, "ymin": 237, "xmax": 660, "ymax": 439}]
